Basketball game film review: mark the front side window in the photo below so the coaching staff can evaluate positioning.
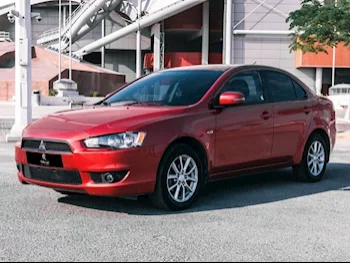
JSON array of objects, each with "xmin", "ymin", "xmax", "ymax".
[
  {"xmin": 221, "ymin": 70, "xmax": 265, "ymax": 105},
  {"xmin": 261, "ymin": 71, "xmax": 297, "ymax": 102},
  {"xmin": 104, "ymin": 70, "xmax": 225, "ymax": 107}
]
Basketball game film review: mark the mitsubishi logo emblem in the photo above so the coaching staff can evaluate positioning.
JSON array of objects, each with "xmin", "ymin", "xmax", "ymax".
[
  {"xmin": 40, "ymin": 153, "xmax": 50, "ymax": 166},
  {"xmin": 39, "ymin": 140, "xmax": 46, "ymax": 151}
]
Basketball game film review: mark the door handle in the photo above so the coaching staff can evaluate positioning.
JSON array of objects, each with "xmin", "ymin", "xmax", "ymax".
[
  {"xmin": 304, "ymin": 106, "xmax": 311, "ymax": 115},
  {"xmin": 261, "ymin": 111, "xmax": 272, "ymax": 120}
]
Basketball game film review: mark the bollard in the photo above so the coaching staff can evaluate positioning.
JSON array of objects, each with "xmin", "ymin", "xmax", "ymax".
[
  {"xmin": 345, "ymin": 94, "xmax": 350, "ymax": 121},
  {"xmin": 32, "ymin": 90, "xmax": 41, "ymax": 106}
]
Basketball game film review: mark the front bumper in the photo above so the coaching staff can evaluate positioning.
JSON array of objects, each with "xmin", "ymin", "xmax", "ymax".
[{"xmin": 15, "ymin": 141, "xmax": 159, "ymax": 197}]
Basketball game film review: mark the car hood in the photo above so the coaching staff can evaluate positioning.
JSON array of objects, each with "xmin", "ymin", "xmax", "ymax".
[{"xmin": 24, "ymin": 106, "xmax": 183, "ymax": 139}]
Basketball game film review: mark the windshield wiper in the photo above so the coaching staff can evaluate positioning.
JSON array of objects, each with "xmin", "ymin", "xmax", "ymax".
[
  {"xmin": 101, "ymin": 101, "xmax": 111, "ymax": 106},
  {"xmin": 115, "ymin": 100, "xmax": 164, "ymax": 106},
  {"xmin": 98, "ymin": 100, "xmax": 164, "ymax": 107}
]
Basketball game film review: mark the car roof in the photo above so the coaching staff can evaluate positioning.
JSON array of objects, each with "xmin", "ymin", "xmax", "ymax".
[
  {"xmin": 161, "ymin": 64, "xmax": 283, "ymax": 73},
  {"xmin": 163, "ymin": 64, "xmax": 239, "ymax": 72}
]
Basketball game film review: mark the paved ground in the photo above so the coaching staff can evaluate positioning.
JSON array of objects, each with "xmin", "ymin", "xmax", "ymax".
[{"xmin": 0, "ymin": 138, "xmax": 350, "ymax": 262}]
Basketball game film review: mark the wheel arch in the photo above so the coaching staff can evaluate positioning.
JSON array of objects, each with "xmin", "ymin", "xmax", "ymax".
[
  {"xmin": 158, "ymin": 136, "xmax": 209, "ymax": 180},
  {"xmin": 307, "ymin": 128, "xmax": 331, "ymax": 162}
]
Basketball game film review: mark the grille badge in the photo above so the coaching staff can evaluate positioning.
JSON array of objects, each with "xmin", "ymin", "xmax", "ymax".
[{"xmin": 39, "ymin": 140, "xmax": 47, "ymax": 151}]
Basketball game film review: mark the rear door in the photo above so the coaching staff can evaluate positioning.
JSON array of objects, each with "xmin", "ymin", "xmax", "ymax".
[{"xmin": 260, "ymin": 70, "xmax": 313, "ymax": 163}]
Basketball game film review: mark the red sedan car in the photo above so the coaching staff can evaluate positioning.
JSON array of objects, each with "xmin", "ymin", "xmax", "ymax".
[{"xmin": 15, "ymin": 65, "xmax": 336, "ymax": 211}]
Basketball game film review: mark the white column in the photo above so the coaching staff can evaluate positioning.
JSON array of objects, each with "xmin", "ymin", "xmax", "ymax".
[
  {"xmin": 152, "ymin": 24, "xmax": 161, "ymax": 72},
  {"xmin": 332, "ymin": 47, "xmax": 336, "ymax": 87},
  {"xmin": 202, "ymin": 1, "xmax": 209, "ymax": 65},
  {"xmin": 69, "ymin": 0, "xmax": 72, "ymax": 80},
  {"xmin": 101, "ymin": 18, "xmax": 106, "ymax": 68},
  {"xmin": 136, "ymin": 0, "xmax": 142, "ymax": 78},
  {"xmin": 224, "ymin": 0, "xmax": 233, "ymax": 64},
  {"xmin": 63, "ymin": 6, "xmax": 66, "ymax": 28},
  {"xmin": 6, "ymin": 0, "xmax": 32, "ymax": 142},
  {"xmin": 315, "ymin": 68, "xmax": 323, "ymax": 95},
  {"xmin": 58, "ymin": 0, "xmax": 62, "ymax": 81},
  {"xmin": 222, "ymin": 0, "xmax": 226, "ymax": 64}
]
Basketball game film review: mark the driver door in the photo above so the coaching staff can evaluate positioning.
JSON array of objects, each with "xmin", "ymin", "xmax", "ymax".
[{"xmin": 214, "ymin": 70, "xmax": 274, "ymax": 173}]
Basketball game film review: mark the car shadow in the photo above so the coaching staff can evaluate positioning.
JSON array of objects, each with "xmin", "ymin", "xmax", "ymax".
[{"xmin": 58, "ymin": 162, "xmax": 350, "ymax": 216}]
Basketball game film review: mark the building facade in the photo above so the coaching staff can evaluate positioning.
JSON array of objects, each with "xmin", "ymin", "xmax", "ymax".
[{"xmin": 1, "ymin": 0, "xmax": 349, "ymax": 99}]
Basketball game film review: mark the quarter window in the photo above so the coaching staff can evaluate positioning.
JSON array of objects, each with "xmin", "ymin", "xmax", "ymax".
[{"xmin": 293, "ymin": 80, "xmax": 308, "ymax": 100}]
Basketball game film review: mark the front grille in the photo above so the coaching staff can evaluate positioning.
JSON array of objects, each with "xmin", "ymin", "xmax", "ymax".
[
  {"xmin": 22, "ymin": 165, "xmax": 82, "ymax": 185},
  {"xmin": 22, "ymin": 139, "xmax": 72, "ymax": 153}
]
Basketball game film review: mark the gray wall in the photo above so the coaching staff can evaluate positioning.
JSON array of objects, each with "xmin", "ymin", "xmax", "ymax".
[
  {"xmin": 0, "ymin": 7, "xmax": 63, "ymax": 45},
  {"xmin": 0, "ymin": 5, "xmax": 151, "ymax": 52},
  {"xmin": 105, "ymin": 50, "xmax": 147, "ymax": 83},
  {"xmin": 75, "ymin": 13, "xmax": 151, "ymax": 52},
  {"xmin": 232, "ymin": 0, "xmax": 316, "ymax": 90},
  {"xmin": 0, "ymin": 4, "xmax": 151, "ymax": 82},
  {"xmin": 0, "ymin": 0, "xmax": 316, "ymax": 89}
]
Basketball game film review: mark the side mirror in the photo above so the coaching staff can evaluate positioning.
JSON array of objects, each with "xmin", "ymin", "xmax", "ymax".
[{"xmin": 219, "ymin": 92, "xmax": 245, "ymax": 106}]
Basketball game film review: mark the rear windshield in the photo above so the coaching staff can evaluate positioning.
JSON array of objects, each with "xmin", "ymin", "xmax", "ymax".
[{"xmin": 104, "ymin": 70, "xmax": 225, "ymax": 106}]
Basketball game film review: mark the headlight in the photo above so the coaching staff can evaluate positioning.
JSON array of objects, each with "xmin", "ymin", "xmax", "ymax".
[{"xmin": 84, "ymin": 132, "xmax": 147, "ymax": 149}]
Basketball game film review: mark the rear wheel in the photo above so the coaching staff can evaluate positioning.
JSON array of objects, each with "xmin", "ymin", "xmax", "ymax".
[
  {"xmin": 149, "ymin": 143, "xmax": 205, "ymax": 211},
  {"xmin": 293, "ymin": 134, "xmax": 328, "ymax": 182}
]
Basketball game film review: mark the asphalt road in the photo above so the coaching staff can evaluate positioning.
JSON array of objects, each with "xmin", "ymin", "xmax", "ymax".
[{"xmin": 1, "ymin": 140, "xmax": 350, "ymax": 262}]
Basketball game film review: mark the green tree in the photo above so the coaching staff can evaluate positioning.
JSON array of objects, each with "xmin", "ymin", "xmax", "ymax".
[{"xmin": 287, "ymin": 0, "xmax": 350, "ymax": 54}]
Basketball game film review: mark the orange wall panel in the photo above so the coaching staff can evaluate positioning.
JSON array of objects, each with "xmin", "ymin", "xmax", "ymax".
[{"xmin": 297, "ymin": 43, "xmax": 350, "ymax": 68}]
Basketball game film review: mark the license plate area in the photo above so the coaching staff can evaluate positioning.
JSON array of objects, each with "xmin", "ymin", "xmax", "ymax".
[{"xmin": 26, "ymin": 152, "xmax": 64, "ymax": 168}]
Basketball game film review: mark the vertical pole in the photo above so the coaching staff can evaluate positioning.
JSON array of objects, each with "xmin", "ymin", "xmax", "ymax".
[
  {"xmin": 136, "ymin": 0, "xmax": 142, "ymax": 78},
  {"xmin": 152, "ymin": 24, "xmax": 161, "ymax": 72},
  {"xmin": 332, "ymin": 0, "xmax": 337, "ymax": 88},
  {"xmin": 222, "ymin": 0, "xmax": 226, "ymax": 64},
  {"xmin": 101, "ymin": 18, "xmax": 106, "ymax": 68},
  {"xmin": 225, "ymin": 0, "xmax": 232, "ymax": 64},
  {"xmin": 69, "ymin": 0, "xmax": 72, "ymax": 80},
  {"xmin": 332, "ymin": 47, "xmax": 336, "ymax": 87},
  {"xmin": 63, "ymin": 6, "xmax": 66, "ymax": 28},
  {"xmin": 7, "ymin": 0, "xmax": 32, "ymax": 141},
  {"xmin": 202, "ymin": 1, "xmax": 209, "ymax": 65},
  {"xmin": 315, "ymin": 68, "xmax": 323, "ymax": 95},
  {"xmin": 58, "ymin": 0, "xmax": 62, "ymax": 81}
]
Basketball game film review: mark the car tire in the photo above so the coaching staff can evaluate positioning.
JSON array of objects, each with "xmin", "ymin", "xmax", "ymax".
[
  {"xmin": 293, "ymin": 133, "xmax": 329, "ymax": 183},
  {"xmin": 149, "ymin": 143, "xmax": 205, "ymax": 211}
]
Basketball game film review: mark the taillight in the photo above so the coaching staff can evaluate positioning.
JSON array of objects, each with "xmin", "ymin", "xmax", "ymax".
[{"xmin": 331, "ymin": 110, "xmax": 336, "ymax": 121}]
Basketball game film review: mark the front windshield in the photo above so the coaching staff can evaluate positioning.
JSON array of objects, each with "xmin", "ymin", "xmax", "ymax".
[{"xmin": 104, "ymin": 70, "xmax": 225, "ymax": 107}]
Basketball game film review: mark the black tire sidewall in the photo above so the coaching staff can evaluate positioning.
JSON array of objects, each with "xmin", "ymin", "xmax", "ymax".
[
  {"xmin": 302, "ymin": 134, "xmax": 328, "ymax": 182},
  {"xmin": 158, "ymin": 144, "xmax": 204, "ymax": 211}
]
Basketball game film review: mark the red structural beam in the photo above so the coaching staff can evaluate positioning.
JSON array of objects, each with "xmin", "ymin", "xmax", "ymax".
[{"xmin": 144, "ymin": 52, "xmax": 223, "ymax": 69}]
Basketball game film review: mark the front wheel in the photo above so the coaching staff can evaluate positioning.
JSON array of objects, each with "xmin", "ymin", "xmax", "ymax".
[
  {"xmin": 293, "ymin": 134, "xmax": 328, "ymax": 182},
  {"xmin": 149, "ymin": 144, "xmax": 205, "ymax": 211}
]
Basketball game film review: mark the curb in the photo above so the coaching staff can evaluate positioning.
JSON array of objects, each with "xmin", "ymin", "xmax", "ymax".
[
  {"xmin": 0, "ymin": 119, "xmax": 14, "ymax": 136},
  {"xmin": 0, "ymin": 118, "xmax": 39, "ymax": 136}
]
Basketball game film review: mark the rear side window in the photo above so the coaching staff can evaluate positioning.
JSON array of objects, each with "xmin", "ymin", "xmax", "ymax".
[
  {"xmin": 261, "ymin": 71, "xmax": 297, "ymax": 102},
  {"xmin": 293, "ymin": 80, "xmax": 307, "ymax": 100}
]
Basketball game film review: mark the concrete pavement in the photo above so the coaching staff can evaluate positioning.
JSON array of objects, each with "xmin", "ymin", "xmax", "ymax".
[{"xmin": 1, "ymin": 140, "xmax": 350, "ymax": 261}]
